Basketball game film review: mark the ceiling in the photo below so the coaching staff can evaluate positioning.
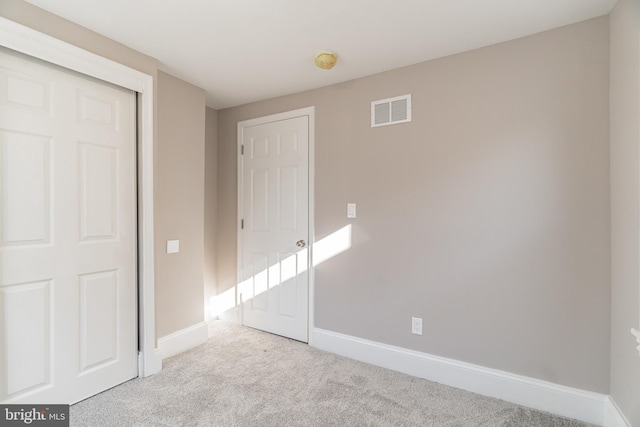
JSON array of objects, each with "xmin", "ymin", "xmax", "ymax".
[{"xmin": 25, "ymin": 0, "xmax": 617, "ymax": 110}]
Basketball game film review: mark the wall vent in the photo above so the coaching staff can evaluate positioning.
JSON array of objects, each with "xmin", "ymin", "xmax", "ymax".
[{"xmin": 371, "ymin": 94, "xmax": 411, "ymax": 127}]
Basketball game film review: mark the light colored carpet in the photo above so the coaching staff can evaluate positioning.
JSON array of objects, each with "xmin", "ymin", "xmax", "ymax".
[{"xmin": 71, "ymin": 321, "xmax": 592, "ymax": 426}]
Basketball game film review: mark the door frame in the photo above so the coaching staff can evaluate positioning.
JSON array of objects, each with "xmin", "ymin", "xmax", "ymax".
[
  {"xmin": 237, "ymin": 107, "xmax": 315, "ymax": 344},
  {"xmin": 0, "ymin": 17, "xmax": 161, "ymax": 376}
]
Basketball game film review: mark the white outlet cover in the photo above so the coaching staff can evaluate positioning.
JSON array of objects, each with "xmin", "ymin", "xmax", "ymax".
[{"xmin": 412, "ymin": 317, "xmax": 423, "ymax": 335}]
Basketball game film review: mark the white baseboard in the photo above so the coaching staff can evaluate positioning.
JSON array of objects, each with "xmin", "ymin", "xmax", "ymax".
[
  {"xmin": 158, "ymin": 322, "xmax": 208, "ymax": 360},
  {"xmin": 312, "ymin": 328, "xmax": 607, "ymax": 426},
  {"xmin": 604, "ymin": 397, "xmax": 631, "ymax": 427}
]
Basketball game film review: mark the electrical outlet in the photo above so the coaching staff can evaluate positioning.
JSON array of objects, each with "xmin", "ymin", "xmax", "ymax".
[{"xmin": 411, "ymin": 317, "xmax": 423, "ymax": 335}]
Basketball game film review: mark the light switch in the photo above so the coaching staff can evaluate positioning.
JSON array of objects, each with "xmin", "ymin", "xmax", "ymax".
[
  {"xmin": 347, "ymin": 203, "xmax": 357, "ymax": 219},
  {"xmin": 167, "ymin": 239, "xmax": 180, "ymax": 254}
]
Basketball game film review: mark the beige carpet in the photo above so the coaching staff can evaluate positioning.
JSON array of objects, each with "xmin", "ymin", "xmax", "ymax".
[{"xmin": 71, "ymin": 321, "xmax": 592, "ymax": 426}]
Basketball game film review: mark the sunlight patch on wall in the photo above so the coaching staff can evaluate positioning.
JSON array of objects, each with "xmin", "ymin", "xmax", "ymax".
[
  {"xmin": 313, "ymin": 224, "xmax": 352, "ymax": 266},
  {"xmin": 209, "ymin": 286, "xmax": 237, "ymax": 318}
]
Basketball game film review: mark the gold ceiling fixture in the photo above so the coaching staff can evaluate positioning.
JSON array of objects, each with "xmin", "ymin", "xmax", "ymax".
[{"xmin": 315, "ymin": 51, "xmax": 338, "ymax": 70}]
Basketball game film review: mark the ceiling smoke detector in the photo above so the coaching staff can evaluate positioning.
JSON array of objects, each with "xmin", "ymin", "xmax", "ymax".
[{"xmin": 315, "ymin": 51, "xmax": 338, "ymax": 70}]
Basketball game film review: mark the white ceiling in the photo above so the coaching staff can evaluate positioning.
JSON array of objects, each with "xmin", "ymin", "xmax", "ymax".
[{"xmin": 25, "ymin": 0, "xmax": 617, "ymax": 109}]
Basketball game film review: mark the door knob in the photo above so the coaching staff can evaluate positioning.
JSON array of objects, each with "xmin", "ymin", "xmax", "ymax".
[{"xmin": 296, "ymin": 240, "xmax": 306, "ymax": 248}]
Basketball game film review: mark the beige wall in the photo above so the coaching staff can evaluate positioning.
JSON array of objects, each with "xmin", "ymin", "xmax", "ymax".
[
  {"xmin": 204, "ymin": 107, "xmax": 218, "ymax": 317},
  {"xmin": 1, "ymin": 1, "xmax": 208, "ymax": 340},
  {"xmin": 217, "ymin": 17, "xmax": 611, "ymax": 392},
  {"xmin": 610, "ymin": 0, "xmax": 640, "ymax": 424},
  {"xmin": 156, "ymin": 71, "xmax": 206, "ymax": 337},
  {"xmin": 0, "ymin": 0, "xmax": 157, "ymax": 76}
]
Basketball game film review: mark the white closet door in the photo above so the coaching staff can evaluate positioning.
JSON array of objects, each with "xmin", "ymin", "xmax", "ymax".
[{"xmin": 0, "ymin": 47, "xmax": 137, "ymax": 404}]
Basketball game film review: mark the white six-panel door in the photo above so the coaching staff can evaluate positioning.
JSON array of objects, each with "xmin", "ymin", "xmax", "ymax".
[
  {"xmin": 239, "ymin": 114, "xmax": 309, "ymax": 342},
  {"xmin": 0, "ymin": 47, "xmax": 137, "ymax": 404}
]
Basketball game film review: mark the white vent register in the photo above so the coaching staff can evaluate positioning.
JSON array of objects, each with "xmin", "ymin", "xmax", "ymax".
[{"xmin": 371, "ymin": 94, "xmax": 411, "ymax": 127}]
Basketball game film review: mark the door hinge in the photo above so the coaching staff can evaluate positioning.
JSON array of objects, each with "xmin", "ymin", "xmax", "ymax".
[
  {"xmin": 241, "ymin": 219, "xmax": 244, "ymax": 229},
  {"xmin": 241, "ymin": 145, "xmax": 244, "ymax": 155}
]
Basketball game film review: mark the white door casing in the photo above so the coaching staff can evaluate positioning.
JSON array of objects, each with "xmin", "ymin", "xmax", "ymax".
[
  {"xmin": 0, "ymin": 16, "xmax": 159, "ymax": 378},
  {"xmin": 238, "ymin": 108, "xmax": 314, "ymax": 343},
  {"xmin": 0, "ymin": 48, "xmax": 137, "ymax": 404}
]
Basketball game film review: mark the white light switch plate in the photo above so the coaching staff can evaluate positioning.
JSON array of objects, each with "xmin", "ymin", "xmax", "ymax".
[
  {"xmin": 347, "ymin": 203, "xmax": 357, "ymax": 219},
  {"xmin": 167, "ymin": 239, "xmax": 180, "ymax": 254}
]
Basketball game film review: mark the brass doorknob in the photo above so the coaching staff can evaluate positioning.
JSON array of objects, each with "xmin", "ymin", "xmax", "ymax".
[{"xmin": 296, "ymin": 240, "xmax": 306, "ymax": 248}]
